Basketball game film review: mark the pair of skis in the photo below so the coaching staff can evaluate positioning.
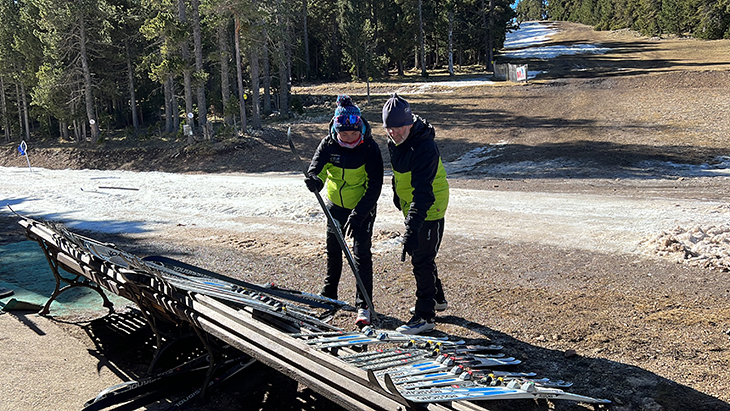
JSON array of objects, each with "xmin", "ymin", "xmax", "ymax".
[
  {"xmin": 385, "ymin": 373, "xmax": 611, "ymax": 404},
  {"xmin": 390, "ymin": 365, "xmax": 572, "ymax": 390},
  {"xmin": 366, "ymin": 367, "xmax": 611, "ymax": 405},
  {"xmin": 82, "ymin": 354, "xmax": 255, "ymax": 411}
]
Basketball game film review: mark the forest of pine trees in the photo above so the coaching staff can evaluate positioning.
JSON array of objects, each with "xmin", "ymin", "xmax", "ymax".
[
  {"xmin": 0, "ymin": 0, "xmax": 516, "ymax": 143},
  {"xmin": 515, "ymin": 0, "xmax": 730, "ymax": 39}
]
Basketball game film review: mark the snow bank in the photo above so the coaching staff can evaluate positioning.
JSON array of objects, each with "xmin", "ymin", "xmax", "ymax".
[{"xmin": 640, "ymin": 222, "xmax": 730, "ymax": 271}]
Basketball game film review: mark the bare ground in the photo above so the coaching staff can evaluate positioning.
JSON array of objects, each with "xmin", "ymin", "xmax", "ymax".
[{"xmin": 2, "ymin": 21, "xmax": 730, "ymax": 411}]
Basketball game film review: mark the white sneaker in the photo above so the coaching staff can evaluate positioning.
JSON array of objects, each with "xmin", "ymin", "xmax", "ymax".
[
  {"xmin": 409, "ymin": 300, "xmax": 448, "ymax": 315},
  {"xmin": 395, "ymin": 315, "xmax": 435, "ymax": 335},
  {"xmin": 355, "ymin": 308, "xmax": 371, "ymax": 327}
]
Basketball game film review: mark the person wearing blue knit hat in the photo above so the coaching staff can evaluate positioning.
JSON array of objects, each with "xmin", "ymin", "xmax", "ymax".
[
  {"xmin": 383, "ymin": 93, "xmax": 449, "ymax": 335},
  {"xmin": 304, "ymin": 95, "xmax": 384, "ymax": 327}
]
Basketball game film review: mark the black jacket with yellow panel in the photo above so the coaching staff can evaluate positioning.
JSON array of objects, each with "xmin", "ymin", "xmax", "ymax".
[
  {"xmin": 307, "ymin": 117, "xmax": 384, "ymax": 216},
  {"xmin": 388, "ymin": 115, "xmax": 449, "ymax": 231}
]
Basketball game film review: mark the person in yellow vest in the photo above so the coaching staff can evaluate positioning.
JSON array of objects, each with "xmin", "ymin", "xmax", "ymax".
[
  {"xmin": 305, "ymin": 95, "xmax": 384, "ymax": 327},
  {"xmin": 383, "ymin": 93, "xmax": 449, "ymax": 335}
]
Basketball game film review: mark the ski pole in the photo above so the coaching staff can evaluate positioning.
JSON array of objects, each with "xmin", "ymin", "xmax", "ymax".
[{"xmin": 287, "ymin": 127, "xmax": 377, "ymax": 321}]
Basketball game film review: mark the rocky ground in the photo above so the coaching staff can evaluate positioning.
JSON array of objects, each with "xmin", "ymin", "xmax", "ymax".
[{"xmin": 2, "ymin": 21, "xmax": 730, "ymax": 411}]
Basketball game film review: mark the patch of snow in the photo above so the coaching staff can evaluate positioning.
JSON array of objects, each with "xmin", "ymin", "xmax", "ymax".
[
  {"xmin": 502, "ymin": 44, "xmax": 611, "ymax": 59},
  {"xmin": 4, "ymin": 162, "xmax": 730, "ymax": 268},
  {"xmin": 444, "ymin": 142, "xmax": 507, "ymax": 174},
  {"xmin": 501, "ymin": 21, "xmax": 611, "ymax": 65},
  {"xmin": 639, "ymin": 157, "xmax": 730, "ymax": 177},
  {"xmin": 504, "ymin": 22, "xmax": 557, "ymax": 49},
  {"xmin": 640, "ymin": 222, "xmax": 730, "ymax": 271}
]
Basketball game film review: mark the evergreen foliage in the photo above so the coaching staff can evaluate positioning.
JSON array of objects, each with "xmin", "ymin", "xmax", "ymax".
[
  {"xmin": 0, "ymin": 0, "xmax": 517, "ymax": 143},
  {"xmin": 515, "ymin": 0, "xmax": 546, "ymax": 22},
  {"xmin": 546, "ymin": 0, "xmax": 730, "ymax": 38}
]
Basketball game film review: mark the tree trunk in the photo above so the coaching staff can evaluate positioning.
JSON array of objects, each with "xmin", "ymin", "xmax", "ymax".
[
  {"xmin": 0, "ymin": 76, "xmax": 9, "ymax": 141},
  {"xmin": 448, "ymin": 11, "xmax": 455, "ymax": 76},
  {"xmin": 330, "ymin": 13, "xmax": 341, "ymax": 75},
  {"xmin": 418, "ymin": 0, "xmax": 427, "ymax": 77},
  {"xmin": 262, "ymin": 25, "xmax": 271, "ymax": 115},
  {"xmin": 61, "ymin": 121, "xmax": 69, "ymax": 140},
  {"xmin": 276, "ymin": 3, "xmax": 288, "ymax": 117},
  {"xmin": 178, "ymin": 0, "xmax": 195, "ymax": 143},
  {"xmin": 487, "ymin": 0, "xmax": 495, "ymax": 71},
  {"xmin": 15, "ymin": 83, "xmax": 22, "ymax": 140},
  {"xmin": 125, "ymin": 40, "xmax": 139, "ymax": 133},
  {"xmin": 234, "ymin": 14, "xmax": 247, "ymax": 134},
  {"xmin": 171, "ymin": 76, "xmax": 180, "ymax": 130},
  {"xmin": 78, "ymin": 12, "xmax": 99, "ymax": 143},
  {"xmin": 164, "ymin": 75, "xmax": 174, "ymax": 133},
  {"xmin": 218, "ymin": 23, "xmax": 233, "ymax": 125},
  {"xmin": 414, "ymin": 40, "xmax": 418, "ymax": 69},
  {"xmin": 302, "ymin": 0, "xmax": 310, "ymax": 80},
  {"xmin": 249, "ymin": 32, "xmax": 262, "ymax": 130},
  {"xmin": 191, "ymin": 0, "xmax": 207, "ymax": 136},
  {"xmin": 19, "ymin": 82, "xmax": 30, "ymax": 141}
]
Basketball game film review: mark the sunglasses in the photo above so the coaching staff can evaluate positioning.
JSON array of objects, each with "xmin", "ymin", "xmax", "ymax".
[{"xmin": 336, "ymin": 114, "xmax": 360, "ymax": 126}]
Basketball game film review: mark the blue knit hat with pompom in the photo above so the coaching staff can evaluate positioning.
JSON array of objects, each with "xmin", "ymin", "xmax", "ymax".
[{"xmin": 332, "ymin": 95, "xmax": 364, "ymax": 134}]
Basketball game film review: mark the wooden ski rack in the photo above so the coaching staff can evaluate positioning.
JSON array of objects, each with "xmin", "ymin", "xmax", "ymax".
[{"xmin": 17, "ymin": 216, "xmax": 463, "ymax": 411}]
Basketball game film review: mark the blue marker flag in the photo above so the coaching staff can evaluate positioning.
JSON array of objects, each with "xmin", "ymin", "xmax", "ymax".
[{"xmin": 18, "ymin": 144, "xmax": 25, "ymax": 156}]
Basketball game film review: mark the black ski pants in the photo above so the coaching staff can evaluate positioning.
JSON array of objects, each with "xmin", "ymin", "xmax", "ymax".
[
  {"xmin": 321, "ymin": 202, "xmax": 375, "ymax": 310},
  {"xmin": 409, "ymin": 218, "xmax": 446, "ymax": 321}
]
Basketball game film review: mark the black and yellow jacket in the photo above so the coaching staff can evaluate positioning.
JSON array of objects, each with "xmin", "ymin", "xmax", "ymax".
[
  {"xmin": 307, "ymin": 117, "xmax": 384, "ymax": 215},
  {"xmin": 389, "ymin": 115, "xmax": 449, "ymax": 226}
]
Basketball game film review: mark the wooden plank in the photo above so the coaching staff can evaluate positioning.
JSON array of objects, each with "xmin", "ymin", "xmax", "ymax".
[
  {"xmin": 191, "ymin": 295, "xmax": 410, "ymax": 411},
  {"xmin": 197, "ymin": 317, "xmax": 386, "ymax": 411}
]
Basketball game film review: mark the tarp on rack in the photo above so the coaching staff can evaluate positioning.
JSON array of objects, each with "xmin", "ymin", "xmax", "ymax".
[{"xmin": 0, "ymin": 241, "xmax": 130, "ymax": 315}]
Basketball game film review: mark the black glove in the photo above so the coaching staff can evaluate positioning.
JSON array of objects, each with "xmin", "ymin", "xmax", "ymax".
[
  {"xmin": 402, "ymin": 227, "xmax": 420, "ymax": 256},
  {"xmin": 304, "ymin": 175, "xmax": 324, "ymax": 192},
  {"xmin": 343, "ymin": 211, "xmax": 365, "ymax": 237}
]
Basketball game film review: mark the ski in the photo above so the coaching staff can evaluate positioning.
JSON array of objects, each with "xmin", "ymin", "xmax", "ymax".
[
  {"xmin": 143, "ymin": 255, "xmax": 353, "ymax": 311},
  {"xmin": 315, "ymin": 336, "xmax": 466, "ymax": 350},
  {"xmin": 395, "ymin": 379, "xmax": 611, "ymax": 404},
  {"xmin": 290, "ymin": 330, "xmax": 355, "ymax": 339},
  {"xmin": 160, "ymin": 271, "xmax": 341, "ymax": 331},
  {"xmin": 82, "ymin": 354, "xmax": 213, "ymax": 411},
  {"xmin": 340, "ymin": 343, "xmax": 503, "ymax": 367},
  {"xmin": 375, "ymin": 354, "xmax": 521, "ymax": 378},
  {"xmin": 306, "ymin": 331, "xmax": 451, "ymax": 345},
  {"xmin": 305, "ymin": 333, "xmax": 380, "ymax": 345},
  {"xmin": 361, "ymin": 350, "xmax": 505, "ymax": 372},
  {"xmin": 391, "ymin": 366, "xmax": 572, "ymax": 389},
  {"xmin": 395, "ymin": 373, "xmax": 570, "ymax": 391},
  {"xmin": 340, "ymin": 347, "xmax": 422, "ymax": 363},
  {"xmin": 354, "ymin": 351, "xmax": 433, "ymax": 369}
]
